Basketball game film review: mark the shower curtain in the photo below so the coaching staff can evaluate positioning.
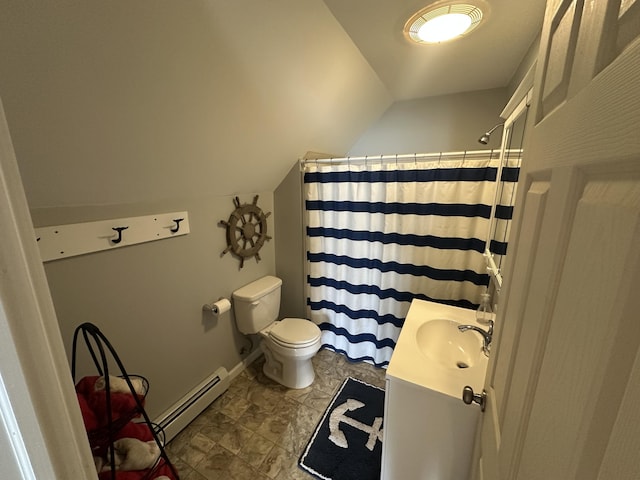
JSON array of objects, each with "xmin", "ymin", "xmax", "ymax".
[
  {"xmin": 490, "ymin": 152, "xmax": 522, "ymax": 259},
  {"xmin": 303, "ymin": 152, "xmax": 500, "ymax": 367}
]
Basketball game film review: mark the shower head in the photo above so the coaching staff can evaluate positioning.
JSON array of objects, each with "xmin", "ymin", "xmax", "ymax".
[
  {"xmin": 478, "ymin": 133, "xmax": 491, "ymax": 145},
  {"xmin": 478, "ymin": 123, "xmax": 504, "ymax": 145}
]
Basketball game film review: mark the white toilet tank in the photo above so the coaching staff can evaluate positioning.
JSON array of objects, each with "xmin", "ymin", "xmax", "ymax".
[{"xmin": 232, "ymin": 276, "xmax": 282, "ymax": 335}]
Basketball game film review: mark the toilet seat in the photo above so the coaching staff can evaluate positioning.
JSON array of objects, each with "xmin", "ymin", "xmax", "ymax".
[{"xmin": 263, "ymin": 318, "xmax": 321, "ymax": 349}]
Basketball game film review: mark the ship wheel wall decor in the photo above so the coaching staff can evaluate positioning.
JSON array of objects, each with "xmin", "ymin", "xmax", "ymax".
[{"xmin": 219, "ymin": 195, "xmax": 272, "ymax": 268}]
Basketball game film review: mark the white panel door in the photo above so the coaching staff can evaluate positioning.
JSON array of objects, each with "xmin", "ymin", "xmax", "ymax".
[
  {"xmin": 0, "ymin": 97, "xmax": 97, "ymax": 478},
  {"xmin": 474, "ymin": 1, "xmax": 640, "ymax": 479}
]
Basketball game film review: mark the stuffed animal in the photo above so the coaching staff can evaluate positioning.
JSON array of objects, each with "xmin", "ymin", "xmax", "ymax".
[
  {"xmin": 103, "ymin": 437, "xmax": 160, "ymax": 471},
  {"xmin": 93, "ymin": 455, "xmax": 105, "ymax": 473},
  {"xmin": 94, "ymin": 375, "xmax": 145, "ymax": 395}
]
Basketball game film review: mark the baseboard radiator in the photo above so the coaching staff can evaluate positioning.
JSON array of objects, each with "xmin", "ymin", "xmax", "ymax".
[{"xmin": 155, "ymin": 367, "xmax": 230, "ymax": 442}]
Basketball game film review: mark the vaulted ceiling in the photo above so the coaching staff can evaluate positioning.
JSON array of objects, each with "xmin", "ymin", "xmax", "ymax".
[
  {"xmin": 323, "ymin": 0, "xmax": 547, "ymax": 100},
  {"xmin": 0, "ymin": 1, "xmax": 546, "ymax": 207}
]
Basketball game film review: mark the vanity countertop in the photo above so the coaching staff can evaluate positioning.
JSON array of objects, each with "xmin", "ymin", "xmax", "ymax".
[{"xmin": 387, "ymin": 299, "xmax": 490, "ymax": 399}]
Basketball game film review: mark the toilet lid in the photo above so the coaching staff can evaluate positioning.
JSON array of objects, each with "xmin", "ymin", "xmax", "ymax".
[{"xmin": 269, "ymin": 318, "xmax": 321, "ymax": 347}]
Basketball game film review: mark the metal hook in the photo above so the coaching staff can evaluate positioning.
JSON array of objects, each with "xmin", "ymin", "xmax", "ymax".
[
  {"xmin": 438, "ymin": 152, "xmax": 442, "ymax": 167},
  {"xmin": 171, "ymin": 218, "xmax": 184, "ymax": 233},
  {"xmin": 395, "ymin": 154, "xmax": 398, "ymax": 168},
  {"xmin": 111, "ymin": 226, "xmax": 128, "ymax": 244},
  {"xmin": 462, "ymin": 150, "xmax": 467, "ymax": 166}
]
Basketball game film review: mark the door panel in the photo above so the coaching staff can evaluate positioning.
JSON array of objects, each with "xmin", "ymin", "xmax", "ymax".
[
  {"xmin": 518, "ymin": 171, "xmax": 640, "ymax": 479},
  {"xmin": 597, "ymin": 344, "xmax": 640, "ymax": 480},
  {"xmin": 540, "ymin": 0, "xmax": 582, "ymax": 116},
  {"xmin": 474, "ymin": 0, "xmax": 640, "ymax": 478},
  {"xmin": 477, "ymin": 178, "xmax": 551, "ymax": 479},
  {"xmin": 492, "ymin": 178, "xmax": 549, "ymax": 412},
  {"xmin": 616, "ymin": 0, "xmax": 640, "ymax": 56}
]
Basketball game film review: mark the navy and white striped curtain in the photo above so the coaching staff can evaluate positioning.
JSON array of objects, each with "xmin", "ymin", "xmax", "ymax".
[
  {"xmin": 489, "ymin": 151, "xmax": 522, "ymax": 274},
  {"xmin": 303, "ymin": 152, "xmax": 501, "ymax": 367}
]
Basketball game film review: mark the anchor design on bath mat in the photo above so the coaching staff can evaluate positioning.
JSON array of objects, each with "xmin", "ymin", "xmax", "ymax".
[{"xmin": 328, "ymin": 399, "xmax": 384, "ymax": 451}]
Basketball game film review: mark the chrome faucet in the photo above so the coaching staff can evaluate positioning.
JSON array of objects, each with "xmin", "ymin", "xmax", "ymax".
[{"xmin": 458, "ymin": 320, "xmax": 493, "ymax": 356}]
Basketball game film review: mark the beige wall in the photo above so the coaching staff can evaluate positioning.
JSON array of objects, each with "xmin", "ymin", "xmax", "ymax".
[
  {"xmin": 0, "ymin": 0, "xmax": 390, "ymax": 418},
  {"xmin": 274, "ymin": 163, "xmax": 306, "ymax": 319},
  {"xmin": 0, "ymin": 0, "xmax": 391, "ymax": 209},
  {"xmin": 31, "ymin": 193, "xmax": 275, "ymax": 418},
  {"xmin": 348, "ymin": 88, "xmax": 509, "ymax": 155},
  {"xmin": 507, "ymin": 34, "xmax": 541, "ymax": 99}
]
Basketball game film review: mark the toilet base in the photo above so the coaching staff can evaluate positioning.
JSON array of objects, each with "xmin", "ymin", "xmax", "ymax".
[{"xmin": 261, "ymin": 340, "xmax": 320, "ymax": 389}]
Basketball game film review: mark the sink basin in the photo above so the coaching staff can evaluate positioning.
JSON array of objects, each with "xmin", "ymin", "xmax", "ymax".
[
  {"xmin": 387, "ymin": 299, "xmax": 489, "ymax": 398},
  {"xmin": 416, "ymin": 319, "xmax": 484, "ymax": 369}
]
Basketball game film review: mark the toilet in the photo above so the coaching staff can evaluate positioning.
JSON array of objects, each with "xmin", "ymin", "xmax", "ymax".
[{"xmin": 232, "ymin": 275, "xmax": 322, "ymax": 389}]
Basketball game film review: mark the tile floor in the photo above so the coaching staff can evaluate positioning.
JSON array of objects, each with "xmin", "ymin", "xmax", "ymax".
[{"xmin": 165, "ymin": 349, "xmax": 386, "ymax": 480}]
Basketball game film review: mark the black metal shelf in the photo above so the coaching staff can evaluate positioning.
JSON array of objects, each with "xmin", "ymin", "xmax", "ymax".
[{"xmin": 72, "ymin": 322, "xmax": 180, "ymax": 480}]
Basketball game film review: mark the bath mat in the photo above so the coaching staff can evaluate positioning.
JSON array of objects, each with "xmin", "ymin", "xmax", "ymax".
[{"xmin": 299, "ymin": 377, "xmax": 385, "ymax": 480}]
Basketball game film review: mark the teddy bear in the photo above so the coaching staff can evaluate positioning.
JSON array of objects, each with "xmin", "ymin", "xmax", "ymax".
[
  {"xmin": 103, "ymin": 437, "xmax": 160, "ymax": 471},
  {"xmin": 94, "ymin": 375, "xmax": 146, "ymax": 395}
]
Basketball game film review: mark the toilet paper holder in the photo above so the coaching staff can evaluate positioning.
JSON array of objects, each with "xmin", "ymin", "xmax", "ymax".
[{"xmin": 202, "ymin": 298, "xmax": 231, "ymax": 315}]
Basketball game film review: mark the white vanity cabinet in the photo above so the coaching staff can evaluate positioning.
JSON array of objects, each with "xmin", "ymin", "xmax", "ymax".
[{"xmin": 380, "ymin": 299, "xmax": 488, "ymax": 480}]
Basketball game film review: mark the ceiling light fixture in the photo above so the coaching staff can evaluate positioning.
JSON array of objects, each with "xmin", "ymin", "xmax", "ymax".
[{"xmin": 405, "ymin": 2, "xmax": 485, "ymax": 44}]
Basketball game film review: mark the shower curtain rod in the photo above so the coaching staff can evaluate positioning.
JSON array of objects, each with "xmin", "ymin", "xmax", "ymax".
[{"xmin": 299, "ymin": 149, "xmax": 502, "ymax": 168}]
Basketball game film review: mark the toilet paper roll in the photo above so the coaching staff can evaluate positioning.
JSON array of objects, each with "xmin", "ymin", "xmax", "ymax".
[{"xmin": 205, "ymin": 298, "xmax": 231, "ymax": 316}]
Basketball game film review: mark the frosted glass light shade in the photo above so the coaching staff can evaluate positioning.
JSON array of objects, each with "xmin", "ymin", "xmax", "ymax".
[
  {"xmin": 418, "ymin": 13, "xmax": 473, "ymax": 42},
  {"xmin": 405, "ymin": 3, "xmax": 484, "ymax": 44}
]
